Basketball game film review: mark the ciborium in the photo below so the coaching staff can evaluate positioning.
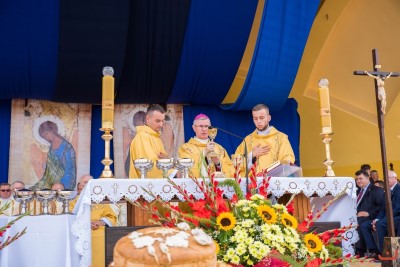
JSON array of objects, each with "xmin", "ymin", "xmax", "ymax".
[
  {"xmin": 134, "ymin": 158, "xmax": 154, "ymax": 179},
  {"xmin": 57, "ymin": 190, "xmax": 78, "ymax": 214},
  {"xmin": 156, "ymin": 158, "xmax": 175, "ymax": 178},
  {"xmin": 175, "ymin": 158, "xmax": 194, "ymax": 179},
  {"xmin": 35, "ymin": 189, "xmax": 56, "ymax": 215},
  {"xmin": 13, "ymin": 189, "xmax": 34, "ymax": 214}
]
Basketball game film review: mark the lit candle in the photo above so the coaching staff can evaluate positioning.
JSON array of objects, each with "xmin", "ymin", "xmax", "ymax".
[
  {"xmin": 102, "ymin": 66, "xmax": 114, "ymax": 129},
  {"xmin": 318, "ymin": 78, "xmax": 332, "ymax": 134}
]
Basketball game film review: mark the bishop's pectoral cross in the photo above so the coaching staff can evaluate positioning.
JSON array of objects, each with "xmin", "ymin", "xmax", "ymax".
[{"xmin": 354, "ymin": 49, "xmax": 400, "ymax": 240}]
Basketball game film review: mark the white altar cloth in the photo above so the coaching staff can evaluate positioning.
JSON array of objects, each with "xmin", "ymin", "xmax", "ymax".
[
  {"xmin": 0, "ymin": 214, "xmax": 79, "ymax": 267},
  {"xmin": 72, "ymin": 177, "xmax": 357, "ymax": 267}
]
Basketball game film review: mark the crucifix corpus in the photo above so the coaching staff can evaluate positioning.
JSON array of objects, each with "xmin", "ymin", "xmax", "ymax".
[{"xmin": 354, "ymin": 49, "xmax": 400, "ymax": 261}]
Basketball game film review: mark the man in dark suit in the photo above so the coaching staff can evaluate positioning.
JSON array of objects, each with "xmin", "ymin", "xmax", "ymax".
[
  {"xmin": 355, "ymin": 169, "xmax": 385, "ymax": 257},
  {"xmin": 370, "ymin": 170, "xmax": 400, "ymax": 253}
]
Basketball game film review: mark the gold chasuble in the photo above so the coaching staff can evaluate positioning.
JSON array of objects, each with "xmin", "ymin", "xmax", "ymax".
[
  {"xmin": 236, "ymin": 127, "xmax": 295, "ymax": 175},
  {"xmin": 129, "ymin": 125, "xmax": 167, "ymax": 179},
  {"xmin": 70, "ymin": 199, "xmax": 117, "ymax": 267},
  {"xmin": 178, "ymin": 138, "xmax": 234, "ymax": 178},
  {"xmin": 91, "ymin": 204, "xmax": 117, "ymax": 267}
]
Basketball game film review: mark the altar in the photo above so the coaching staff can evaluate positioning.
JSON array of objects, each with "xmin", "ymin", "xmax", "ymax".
[
  {"xmin": 0, "ymin": 214, "xmax": 80, "ymax": 267},
  {"xmin": 72, "ymin": 177, "xmax": 357, "ymax": 267}
]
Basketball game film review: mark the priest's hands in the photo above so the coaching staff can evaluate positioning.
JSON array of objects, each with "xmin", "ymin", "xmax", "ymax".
[
  {"xmin": 204, "ymin": 142, "xmax": 216, "ymax": 155},
  {"xmin": 91, "ymin": 220, "xmax": 105, "ymax": 230},
  {"xmin": 252, "ymin": 144, "xmax": 270, "ymax": 158},
  {"xmin": 158, "ymin": 153, "xmax": 168, "ymax": 159}
]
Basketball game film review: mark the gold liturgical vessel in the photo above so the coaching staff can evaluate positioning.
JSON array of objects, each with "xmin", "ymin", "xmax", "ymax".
[{"xmin": 100, "ymin": 66, "xmax": 115, "ymax": 178}]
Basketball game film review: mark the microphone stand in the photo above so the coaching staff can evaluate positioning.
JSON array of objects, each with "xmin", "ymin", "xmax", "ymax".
[{"xmin": 209, "ymin": 126, "xmax": 250, "ymax": 195}]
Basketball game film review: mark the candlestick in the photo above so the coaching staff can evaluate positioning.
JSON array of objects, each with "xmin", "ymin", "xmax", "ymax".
[
  {"xmin": 318, "ymin": 78, "xmax": 332, "ymax": 134},
  {"xmin": 322, "ymin": 134, "xmax": 335, "ymax": 177},
  {"xmin": 100, "ymin": 128, "xmax": 114, "ymax": 178},
  {"xmin": 102, "ymin": 66, "xmax": 114, "ymax": 129}
]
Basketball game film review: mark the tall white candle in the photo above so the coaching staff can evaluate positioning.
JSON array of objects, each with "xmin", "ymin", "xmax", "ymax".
[
  {"xmin": 102, "ymin": 67, "xmax": 114, "ymax": 129},
  {"xmin": 318, "ymin": 78, "xmax": 332, "ymax": 134}
]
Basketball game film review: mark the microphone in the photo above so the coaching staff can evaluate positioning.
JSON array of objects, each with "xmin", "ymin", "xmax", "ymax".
[{"xmin": 208, "ymin": 126, "xmax": 250, "ymax": 194}]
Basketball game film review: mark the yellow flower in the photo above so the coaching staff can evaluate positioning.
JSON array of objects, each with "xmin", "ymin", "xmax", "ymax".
[
  {"xmin": 257, "ymin": 205, "xmax": 277, "ymax": 224},
  {"xmin": 281, "ymin": 213, "xmax": 298, "ymax": 229},
  {"xmin": 304, "ymin": 233, "xmax": 323, "ymax": 253},
  {"xmin": 216, "ymin": 212, "xmax": 236, "ymax": 231},
  {"xmin": 214, "ymin": 240, "xmax": 220, "ymax": 254}
]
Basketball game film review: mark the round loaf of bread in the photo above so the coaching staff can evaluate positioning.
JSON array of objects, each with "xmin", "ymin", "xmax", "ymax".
[{"xmin": 112, "ymin": 226, "xmax": 216, "ymax": 267}]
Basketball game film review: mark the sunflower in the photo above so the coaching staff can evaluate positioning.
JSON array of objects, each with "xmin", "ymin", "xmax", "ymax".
[
  {"xmin": 304, "ymin": 233, "xmax": 323, "ymax": 253},
  {"xmin": 216, "ymin": 212, "xmax": 236, "ymax": 231},
  {"xmin": 256, "ymin": 205, "xmax": 277, "ymax": 224},
  {"xmin": 281, "ymin": 213, "xmax": 298, "ymax": 229}
]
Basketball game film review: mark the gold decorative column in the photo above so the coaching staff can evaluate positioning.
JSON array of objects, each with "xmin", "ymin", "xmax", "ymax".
[
  {"xmin": 100, "ymin": 66, "xmax": 115, "ymax": 178},
  {"xmin": 318, "ymin": 78, "xmax": 335, "ymax": 177}
]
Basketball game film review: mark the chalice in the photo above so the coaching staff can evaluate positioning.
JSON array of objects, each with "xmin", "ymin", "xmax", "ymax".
[
  {"xmin": 175, "ymin": 158, "xmax": 194, "ymax": 179},
  {"xmin": 13, "ymin": 189, "xmax": 35, "ymax": 214},
  {"xmin": 57, "ymin": 190, "xmax": 78, "ymax": 214},
  {"xmin": 156, "ymin": 158, "xmax": 175, "ymax": 178},
  {"xmin": 134, "ymin": 158, "xmax": 154, "ymax": 179},
  {"xmin": 35, "ymin": 189, "xmax": 56, "ymax": 215}
]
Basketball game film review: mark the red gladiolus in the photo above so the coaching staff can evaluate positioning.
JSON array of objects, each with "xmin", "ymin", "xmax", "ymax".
[
  {"xmin": 231, "ymin": 194, "xmax": 238, "ymax": 204},
  {"xmin": 319, "ymin": 232, "xmax": 331, "ymax": 244},
  {"xmin": 305, "ymin": 258, "xmax": 322, "ymax": 267},
  {"xmin": 286, "ymin": 201, "xmax": 295, "ymax": 215},
  {"xmin": 297, "ymin": 221, "xmax": 309, "ymax": 233}
]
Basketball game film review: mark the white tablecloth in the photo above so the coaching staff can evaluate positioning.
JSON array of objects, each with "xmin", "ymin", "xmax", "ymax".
[
  {"xmin": 0, "ymin": 214, "xmax": 80, "ymax": 267},
  {"xmin": 72, "ymin": 177, "xmax": 357, "ymax": 267}
]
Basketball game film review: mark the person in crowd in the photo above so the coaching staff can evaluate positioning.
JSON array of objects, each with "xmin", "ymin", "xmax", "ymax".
[
  {"xmin": 11, "ymin": 181, "xmax": 25, "ymax": 191},
  {"xmin": 0, "ymin": 183, "xmax": 16, "ymax": 216},
  {"xmin": 370, "ymin": 170, "xmax": 379, "ymax": 182},
  {"xmin": 47, "ymin": 182, "xmax": 65, "ymax": 214},
  {"xmin": 361, "ymin": 164, "xmax": 371, "ymax": 176},
  {"xmin": 374, "ymin": 180, "xmax": 384, "ymax": 188},
  {"xmin": 129, "ymin": 104, "xmax": 171, "ymax": 178},
  {"xmin": 354, "ymin": 170, "xmax": 384, "ymax": 258},
  {"xmin": 51, "ymin": 182, "xmax": 64, "ymax": 191},
  {"xmin": 9, "ymin": 181, "xmax": 26, "ymax": 215},
  {"xmin": 368, "ymin": 170, "xmax": 400, "ymax": 255},
  {"xmin": 31, "ymin": 120, "xmax": 77, "ymax": 190},
  {"xmin": 178, "ymin": 114, "xmax": 234, "ymax": 178},
  {"xmin": 235, "ymin": 104, "xmax": 295, "ymax": 176}
]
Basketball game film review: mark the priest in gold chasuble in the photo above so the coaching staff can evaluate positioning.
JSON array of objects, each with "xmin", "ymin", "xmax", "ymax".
[{"xmin": 236, "ymin": 104, "xmax": 295, "ymax": 175}]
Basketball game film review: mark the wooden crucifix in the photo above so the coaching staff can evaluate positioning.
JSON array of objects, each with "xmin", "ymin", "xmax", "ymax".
[{"xmin": 354, "ymin": 49, "xmax": 400, "ymax": 238}]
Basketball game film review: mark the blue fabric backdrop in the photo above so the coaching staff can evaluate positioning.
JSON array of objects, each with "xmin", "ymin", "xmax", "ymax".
[
  {"xmin": 222, "ymin": 0, "xmax": 319, "ymax": 111},
  {"xmin": 0, "ymin": 100, "xmax": 11, "ymax": 183}
]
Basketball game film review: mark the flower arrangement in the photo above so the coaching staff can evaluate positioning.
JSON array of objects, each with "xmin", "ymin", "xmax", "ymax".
[
  {"xmin": 0, "ymin": 202, "xmax": 28, "ymax": 250},
  {"xmin": 133, "ymin": 166, "xmax": 368, "ymax": 266}
]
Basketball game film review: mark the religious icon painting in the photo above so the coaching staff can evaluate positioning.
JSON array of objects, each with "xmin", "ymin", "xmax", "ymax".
[
  {"xmin": 113, "ymin": 104, "xmax": 185, "ymax": 178},
  {"xmin": 8, "ymin": 99, "xmax": 92, "ymax": 190}
]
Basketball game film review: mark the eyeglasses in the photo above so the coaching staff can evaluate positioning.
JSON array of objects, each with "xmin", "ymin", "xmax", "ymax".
[
  {"xmin": 0, "ymin": 189, "xmax": 11, "ymax": 192},
  {"xmin": 194, "ymin": 125, "xmax": 210, "ymax": 129}
]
